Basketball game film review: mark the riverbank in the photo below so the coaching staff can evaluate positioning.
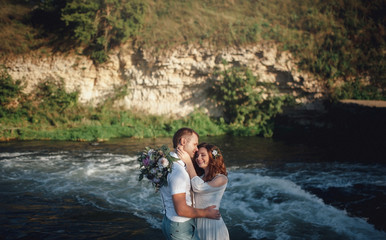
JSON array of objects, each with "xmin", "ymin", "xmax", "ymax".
[
  {"xmin": 1, "ymin": 99, "xmax": 385, "ymax": 152},
  {"xmin": 274, "ymin": 99, "xmax": 386, "ymax": 163},
  {"xmin": 339, "ymin": 99, "xmax": 386, "ymax": 108}
]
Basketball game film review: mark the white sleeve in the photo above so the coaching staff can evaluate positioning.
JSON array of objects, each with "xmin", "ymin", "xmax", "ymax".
[{"xmin": 191, "ymin": 176, "xmax": 213, "ymax": 193}]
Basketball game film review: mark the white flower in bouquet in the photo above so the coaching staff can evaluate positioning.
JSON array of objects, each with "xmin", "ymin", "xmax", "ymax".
[
  {"xmin": 158, "ymin": 157, "xmax": 169, "ymax": 168},
  {"xmin": 148, "ymin": 149, "xmax": 155, "ymax": 156}
]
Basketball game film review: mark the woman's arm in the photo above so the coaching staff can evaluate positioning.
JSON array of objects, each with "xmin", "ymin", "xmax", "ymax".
[
  {"xmin": 207, "ymin": 175, "xmax": 228, "ymax": 187},
  {"xmin": 177, "ymin": 146, "xmax": 198, "ymax": 179},
  {"xmin": 191, "ymin": 175, "xmax": 228, "ymax": 192}
]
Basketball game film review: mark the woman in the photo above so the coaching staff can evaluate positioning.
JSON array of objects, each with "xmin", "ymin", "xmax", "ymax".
[{"xmin": 177, "ymin": 142, "xmax": 229, "ymax": 240}]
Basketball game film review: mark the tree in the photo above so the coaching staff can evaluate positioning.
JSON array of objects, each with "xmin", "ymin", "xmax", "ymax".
[{"xmin": 61, "ymin": 0, "xmax": 145, "ymax": 63}]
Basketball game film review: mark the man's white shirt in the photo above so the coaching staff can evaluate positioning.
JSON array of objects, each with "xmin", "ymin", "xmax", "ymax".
[{"xmin": 160, "ymin": 151, "xmax": 192, "ymax": 222}]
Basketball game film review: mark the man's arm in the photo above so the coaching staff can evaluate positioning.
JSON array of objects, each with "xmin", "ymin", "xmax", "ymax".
[{"xmin": 172, "ymin": 193, "xmax": 220, "ymax": 219}]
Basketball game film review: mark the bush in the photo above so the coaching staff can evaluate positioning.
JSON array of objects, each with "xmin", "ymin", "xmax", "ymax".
[
  {"xmin": 210, "ymin": 64, "xmax": 290, "ymax": 137},
  {"xmin": 35, "ymin": 78, "xmax": 78, "ymax": 112},
  {"xmin": 0, "ymin": 67, "xmax": 23, "ymax": 117},
  {"xmin": 333, "ymin": 80, "xmax": 386, "ymax": 101}
]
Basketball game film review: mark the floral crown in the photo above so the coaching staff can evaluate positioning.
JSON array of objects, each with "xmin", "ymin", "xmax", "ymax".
[{"xmin": 211, "ymin": 148, "xmax": 221, "ymax": 159}]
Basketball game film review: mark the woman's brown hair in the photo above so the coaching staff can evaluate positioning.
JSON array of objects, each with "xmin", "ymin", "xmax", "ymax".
[{"xmin": 194, "ymin": 142, "xmax": 227, "ymax": 182}]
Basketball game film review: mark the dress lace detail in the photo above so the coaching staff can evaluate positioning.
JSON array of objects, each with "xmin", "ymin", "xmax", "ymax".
[{"xmin": 192, "ymin": 174, "xmax": 229, "ymax": 240}]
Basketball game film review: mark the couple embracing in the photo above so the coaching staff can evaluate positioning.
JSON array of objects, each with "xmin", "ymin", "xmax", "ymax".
[{"xmin": 160, "ymin": 128, "xmax": 229, "ymax": 240}]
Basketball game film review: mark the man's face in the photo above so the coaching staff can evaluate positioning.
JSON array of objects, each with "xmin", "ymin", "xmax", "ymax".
[{"xmin": 183, "ymin": 134, "xmax": 199, "ymax": 158}]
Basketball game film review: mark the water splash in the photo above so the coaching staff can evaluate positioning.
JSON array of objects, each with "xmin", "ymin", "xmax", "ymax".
[
  {"xmin": 222, "ymin": 170, "xmax": 384, "ymax": 239},
  {"xmin": 1, "ymin": 151, "xmax": 385, "ymax": 240}
]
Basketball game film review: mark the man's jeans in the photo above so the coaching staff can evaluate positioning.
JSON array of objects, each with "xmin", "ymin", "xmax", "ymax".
[{"xmin": 161, "ymin": 215, "xmax": 199, "ymax": 240}]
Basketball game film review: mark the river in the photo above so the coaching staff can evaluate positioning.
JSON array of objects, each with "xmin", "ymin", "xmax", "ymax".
[{"xmin": 0, "ymin": 136, "xmax": 385, "ymax": 240}]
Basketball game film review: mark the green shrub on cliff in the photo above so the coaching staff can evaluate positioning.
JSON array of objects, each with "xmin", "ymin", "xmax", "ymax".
[
  {"xmin": 35, "ymin": 78, "xmax": 78, "ymax": 113},
  {"xmin": 210, "ymin": 64, "xmax": 291, "ymax": 137},
  {"xmin": 333, "ymin": 80, "xmax": 386, "ymax": 101},
  {"xmin": 0, "ymin": 67, "xmax": 23, "ymax": 117},
  {"xmin": 0, "ymin": 70, "xmax": 79, "ymax": 130}
]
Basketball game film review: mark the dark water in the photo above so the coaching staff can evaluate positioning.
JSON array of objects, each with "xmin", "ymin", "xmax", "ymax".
[{"xmin": 0, "ymin": 136, "xmax": 385, "ymax": 240}]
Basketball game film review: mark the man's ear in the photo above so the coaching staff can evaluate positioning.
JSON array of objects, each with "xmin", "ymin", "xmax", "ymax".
[{"xmin": 180, "ymin": 137, "xmax": 187, "ymax": 146}]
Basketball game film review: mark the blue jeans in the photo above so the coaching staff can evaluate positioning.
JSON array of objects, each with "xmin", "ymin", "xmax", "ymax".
[{"xmin": 161, "ymin": 215, "xmax": 199, "ymax": 240}]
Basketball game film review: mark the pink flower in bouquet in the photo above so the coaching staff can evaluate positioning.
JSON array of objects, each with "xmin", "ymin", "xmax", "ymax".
[{"xmin": 158, "ymin": 157, "xmax": 169, "ymax": 168}]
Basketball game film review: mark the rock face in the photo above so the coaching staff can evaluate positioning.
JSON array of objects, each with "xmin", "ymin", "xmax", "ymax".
[{"xmin": 2, "ymin": 43, "xmax": 326, "ymax": 117}]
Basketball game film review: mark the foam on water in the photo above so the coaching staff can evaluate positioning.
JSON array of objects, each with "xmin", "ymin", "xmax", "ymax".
[
  {"xmin": 270, "ymin": 162, "xmax": 386, "ymax": 189},
  {"xmin": 222, "ymin": 170, "xmax": 385, "ymax": 239},
  {"xmin": 0, "ymin": 151, "xmax": 385, "ymax": 239}
]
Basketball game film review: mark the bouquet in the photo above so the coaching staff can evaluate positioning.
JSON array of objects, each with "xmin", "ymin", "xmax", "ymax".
[{"xmin": 137, "ymin": 145, "xmax": 178, "ymax": 192}]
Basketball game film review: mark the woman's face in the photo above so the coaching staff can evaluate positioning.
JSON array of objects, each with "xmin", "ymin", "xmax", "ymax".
[{"xmin": 195, "ymin": 147, "xmax": 210, "ymax": 170}]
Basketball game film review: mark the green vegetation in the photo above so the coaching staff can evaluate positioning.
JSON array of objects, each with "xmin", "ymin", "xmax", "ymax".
[
  {"xmin": 333, "ymin": 80, "xmax": 386, "ymax": 101},
  {"xmin": 0, "ymin": 0, "xmax": 44, "ymax": 53},
  {"xmin": 1, "ymin": 0, "xmax": 384, "ymax": 89},
  {"xmin": 0, "ymin": 0, "xmax": 145, "ymax": 62},
  {"xmin": 61, "ymin": 0, "xmax": 145, "ymax": 63},
  {"xmin": 0, "ymin": 68, "xmax": 23, "ymax": 114},
  {"xmin": 211, "ymin": 63, "xmax": 291, "ymax": 137},
  {"xmin": 0, "ymin": 66, "xmax": 290, "ymax": 141},
  {"xmin": 0, "ymin": 67, "xmax": 221, "ymax": 141},
  {"xmin": 134, "ymin": 0, "xmax": 386, "ymax": 92}
]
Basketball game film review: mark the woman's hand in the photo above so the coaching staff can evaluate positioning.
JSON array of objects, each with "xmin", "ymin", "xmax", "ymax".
[{"xmin": 177, "ymin": 145, "xmax": 191, "ymax": 164}]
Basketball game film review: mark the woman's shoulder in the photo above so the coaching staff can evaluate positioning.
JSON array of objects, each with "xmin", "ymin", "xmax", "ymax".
[{"xmin": 208, "ymin": 174, "xmax": 228, "ymax": 188}]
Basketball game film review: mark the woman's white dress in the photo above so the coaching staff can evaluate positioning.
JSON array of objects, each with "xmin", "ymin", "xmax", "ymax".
[{"xmin": 191, "ymin": 174, "xmax": 229, "ymax": 240}]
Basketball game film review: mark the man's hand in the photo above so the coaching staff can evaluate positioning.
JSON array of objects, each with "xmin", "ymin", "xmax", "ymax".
[
  {"xmin": 173, "ymin": 194, "xmax": 220, "ymax": 219},
  {"xmin": 205, "ymin": 205, "xmax": 221, "ymax": 220}
]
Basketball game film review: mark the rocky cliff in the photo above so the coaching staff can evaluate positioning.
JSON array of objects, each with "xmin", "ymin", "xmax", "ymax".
[{"xmin": 2, "ymin": 43, "xmax": 326, "ymax": 117}]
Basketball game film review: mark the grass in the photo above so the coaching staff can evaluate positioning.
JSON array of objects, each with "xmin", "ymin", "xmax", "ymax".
[
  {"xmin": 139, "ymin": 0, "xmax": 267, "ymax": 50},
  {"xmin": 0, "ymin": 107, "xmax": 229, "ymax": 141},
  {"xmin": 0, "ymin": 0, "xmax": 49, "ymax": 54},
  {"xmin": 139, "ymin": 0, "xmax": 385, "ymax": 91}
]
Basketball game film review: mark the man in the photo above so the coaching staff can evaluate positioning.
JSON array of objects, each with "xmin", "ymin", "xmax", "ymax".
[{"xmin": 160, "ymin": 128, "xmax": 220, "ymax": 240}]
